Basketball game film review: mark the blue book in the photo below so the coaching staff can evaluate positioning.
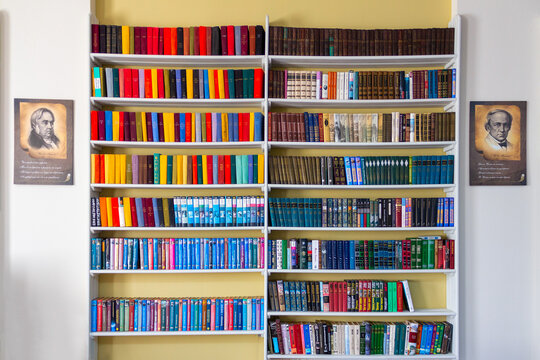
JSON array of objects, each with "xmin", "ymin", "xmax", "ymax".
[
  {"xmin": 151, "ymin": 113, "xmax": 159, "ymax": 142},
  {"xmin": 141, "ymin": 300, "xmax": 147, "ymax": 331},
  {"xmin": 254, "ymin": 112, "xmax": 263, "ymax": 141},
  {"xmin": 242, "ymin": 300, "xmax": 248, "ymax": 330},
  {"xmin": 203, "ymin": 69, "xmax": 210, "ymax": 99},
  {"xmin": 227, "ymin": 69, "xmax": 235, "ymax": 99},
  {"xmin": 449, "ymin": 198, "xmax": 454, "ymax": 226},
  {"xmin": 153, "ymin": 239, "xmax": 159, "ymax": 270},
  {"xmin": 248, "ymin": 155, "xmax": 254, "ymax": 184},
  {"xmin": 232, "ymin": 299, "xmax": 238, "ymax": 330},
  {"xmin": 175, "ymin": 69, "xmax": 182, "ymax": 99},
  {"xmin": 233, "ymin": 113, "xmax": 239, "ymax": 141},
  {"xmin": 259, "ymin": 299, "xmax": 264, "ymax": 330},
  {"xmin": 219, "ymin": 197, "xmax": 226, "ymax": 226},
  {"xmin": 353, "ymin": 71, "xmax": 359, "ymax": 99},
  {"xmin": 303, "ymin": 112, "xmax": 310, "ymax": 142},
  {"xmin": 179, "ymin": 113, "xmax": 186, "ymax": 142},
  {"xmin": 349, "ymin": 157, "xmax": 357, "ymax": 185},
  {"xmin": 187, "ymin": 197, "xmax": 194, "ymax": 227},
  {"xmin": 227, "ymin": 113, "xmax": 234, "ymax": 142},
  {"xmin": 212, "ymin": 239, "xmax": 218, "ymax": 268},
  {"xmin": 344, "ymin": 156, "xmax": 352, "ymax": 185},
  {"xmin": 216, "ymin": 113, "xmax": 222, "ymax": 142},
  {"xmin": 203, "ymin": 238, "xmax": 209, "ymax": 269},
  {"xmin": 444, "ymin": 198, "xmax": 450, "ymax": 227},
  {"xmin": 181, "ymin": 300, "xmax": 187, "ymax": 331},
  {"xmin": 411, "ymin": 156, "xmax": 418, "ymax": 184},
  {"xmin": 194, "ymin": 238, "xmax": 200, "ymax": 269},
  {"xmin": 133, "ymin": 300, "xmax": 139, "ymax": 331},
  {"xmin": 104, "ymin": 111, "xmax": 113, "ymax": 141},
  {"xmin": 91, "ymin": 300, "xmax": 97, "ymax": 332},
  {"xmin": 251, "ymin": 298, "xmax": 257, "ymax": 330},
  {"xmin": 349, "ymin": 240, "xmax": 355, "ymax": 269},
  {"xmin": 219, "ymin": 299, "xmax": 225, "ymax": 330},
  {"xmin": 152, "ymin": 198, "xmax": 160, "ymax": 227},
  {"xmin": 123, "ymin": 240, "xmax": 128, "ymax": 269},
  {"xmin": 238, "ymin": 299, "xmax": 243, "ymax": 330},
  {"xmin": 303, "ymin": 323, "xmax": 312, "ymax": 354},
  {"xmin": 431, "ymin": 156, "xmax": 438, "ymax": 184},
  {"xmin": 447, "ymin": 155, "xmax": 454, "ymax": 184},
  {"xmin": 142, "ymin": 238, "xmax": 148, "ymax": 269}
]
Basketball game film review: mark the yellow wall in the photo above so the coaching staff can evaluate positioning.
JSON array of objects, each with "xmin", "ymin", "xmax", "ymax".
[{"xmin": 94, "ymin": 1, "xmax": 451, "ymax": 359}]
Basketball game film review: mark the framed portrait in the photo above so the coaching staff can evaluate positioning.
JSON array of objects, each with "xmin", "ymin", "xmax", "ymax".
[
  {"xmin": 469, "ymin": 101, "xmax": 526, "ymax": 185},
  {"xmin": 14, "ymin": 98, "xmax": 74, "ymax": 185}
]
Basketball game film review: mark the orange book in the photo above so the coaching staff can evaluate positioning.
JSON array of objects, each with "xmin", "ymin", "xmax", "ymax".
[
  {"xmin": 99, "ymin": 154, "xmax": 105, "ymax": 183},
  {"xmin": 144, "ymin": 69, "xmax": 152, "ymax": 98},
  {"xmin": 99, "ymin": 197, "xmax": 108, "ymax": 227},
  {"xmin": 170, "ymin": 28, "xmax": 177, "ymax": 55}
]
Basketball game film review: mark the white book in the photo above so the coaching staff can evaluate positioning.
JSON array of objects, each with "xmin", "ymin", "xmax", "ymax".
[
  {"xmin": 118, "ymin": 200, "xmax": 125, "ymax": 227},
  {"xmin": 401, "ymin": 280, "xmax": 415, "ymax": 312},
  {"xmin": 348, "ymin": 71, "xmax": 355, "ymax": 100},
  {"xmin": 389, "ymin": 324, "xmax": 396, "ymax": 355},
  {"xmin": 309, "ymin": 324, "xmax": 316, "ymax": 355},
  {"xmin": 312, "ymin": 240, "xmax": 319, "ymax": 269},
  {"xmin": 406, "ymin": 321, "xmax": 418, "ymax": 355},
  {"xmin": 407, "ymin": 72, "xmax": 413, "ymax": 99},
  {"xmin": 410, "ymin": 113, "xmax": 416, "ymax": 142},
  {"xmin": 311, "ymin": 71, "xmax": 317, "ymax": 99},
  {"xmin": 281, "ymin": 323, "xmax": 290, "ymax": 354},
  {"xmin": 276, "ymin": 239, "xmax": 283, "ymax": 269},
  {"xmin": 316, "ymin": 71, "xmax": 321, "ymax": 99},
  {"xmin": 246, "ymin": 299, "xmax": 252, "ymax": 330},
  {"xmin": 372, "ymin": 113, "xmax": 378, "ymax": 142},
  {"xmin": 195, "ymin": 113, "xmax": 202, "ymax": 142},
  {"xmin": 322, "ymin": 73, "xmax": 329, "ymax": 99},
  {"xmin": 353, "ymin": 114, "xmax": 359, "ymax": 142},
  {"xmin": 344, "ymin": 323, "xmax": 350, "ymax": 355}
]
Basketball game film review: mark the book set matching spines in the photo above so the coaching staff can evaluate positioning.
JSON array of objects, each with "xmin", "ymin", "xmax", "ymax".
[
  {"xmin": 269, "ymin": 155, "xmax": 454, "ymax": 185},
  {"xmin": 90, "ymin": 297, "xmax": 264, "ymax": 333},
  {"xmin": 267, "ymin": 279, "xmax": 414, "ymax": 313},
  {"xmin": 90, "ymin": 196, "xmax": 264, "ymax": 228},
  {"xmin": 91, "ymin": 67, "xmax": 264, "ymax": 99},
  {"xmin": 90, "ymin": 237, "xmax": 264, "ymax": 271},
  {"xmin": 268, "ymin": 319, "xmax": 453, "ymax": 356},
  {"xmin": 268, "ymin": 197, "xmax": 454, "ymax": 228},
  {"xmin": 268, "ymin": 69, "xmax": 455, "ymax": 100},
  {"xmin": 268, "ymin": 111, "xmax": 455, "ymax": 143},
  {"xmin": 91, "ymin": 153, "xmax": 264, "ymax": 185},
  {"xmin": 268, "ymin": 26, "xmax": 455, "ymax": 56},
  {"xmin": 90, "ymin": 111, "xmax": 264, "ymax": 143},
  {"xmin": 267, "ymin": 238, "xmax": 455, "ymax": 270},
  {"xmin": 91, "ymin": 24, "xmax": 265, "ymax": 55}
]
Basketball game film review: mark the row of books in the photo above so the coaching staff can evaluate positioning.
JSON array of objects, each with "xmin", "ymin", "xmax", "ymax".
[
  {"xmin": 268, "ymin": 26, "xmax": 455, "ymax": 56},
  {"xmin": 90, "ymin": 111, "xmax": 264, "ymax": 143},
  {"xmin": 267, "ymin": 280, "xmax": 413, "ymax": 313},
  {"xmin": 91, "ymin": 297, "xmax": 264, "ymax": 332},
  {"xmin": 91, "ymin": 154, "xmax": 264, "ymax": 185},
  {"xmin": 92, "ymin": 24, "xmax": 265, "ymax": 55},
  {"xmin": 269, "ymin": 155, "xmax": 455, "ymax": 185},
  {"xmin": 267, "ymin": 238, "xmax": 455, "ymax": 271},
  {"xmin": 91, "ymin": 196, "xmax": 264, "ymax": 228},
  {"xmin": 268, "ymin": 69, "xmax": 456, "ymax": 100},
  {"xmin": 268, "ymin": 197, "xmax": 454, "ymax": 228},
  {"xmin": 268, "ymin": 112, "xmax": 456, "ymax": 143},
  {"xmin": 92, "ymin": 67, "xmax": 264, "ymax": 99},
  {"xmin": 90, "ymin": 237, "xmax": 264, "ymax": 271},
  {"xmin": 268, "ymin": 319, "xmax": 453, "ymax": 355}
]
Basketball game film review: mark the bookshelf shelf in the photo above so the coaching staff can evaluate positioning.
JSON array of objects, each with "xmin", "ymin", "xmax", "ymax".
[
  {"xmin": 267, "ymin": 309, "xmax": 456, "ymax": 317},
  {"xmin": 91, "ymin": 53, "xmax": 265, "ymax": 67},
  {"xmin": 91, "ymin": 330, "xmax": 265, "ymax": 337},
  {"xmin": 267, "ymin": 355, "xmax": 456, "ymax": 359},
  {"xmin": 268, "ymin": 184, "xmax": 456, "ymax": 191},
  {"xmin": 267, "ymin": 269, "xmax": 455, "ymax": 275},
  {"xmin": 91, "ymin": 183, "xmax": 265, "ymax": 191},
  {"xmin": 268, "ymin": 55, "xmax": 456, "ymax": 69},
  {"xmin": 90, "ymin": 226, "xmax": 265, "ymax": 233},
  {"xmin": 90, "ymin": 269, "xmax": 265, "ymax": 275},
  {"xmin": 267, "ymin": 141, "xmax": 456, "ymax": 151},
  {"xmin": 91, "ymin": 140, "xmax": 266, "ymax": 149},
  {"xmin": 268, "ymin": 98, "xmax": 456, "ymax": 109},
  {"xmin": 90, "ymin": 97, "xmax": 265, "ymax": 108},
  {"xmin": 268, "ymin": 227, "xmax": 455, "ymax": 232}
]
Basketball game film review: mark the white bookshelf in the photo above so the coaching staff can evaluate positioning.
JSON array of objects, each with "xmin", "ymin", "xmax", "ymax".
[{"xmin": 89, "ymin": 14, "xmax": 460, "ymax": 360}]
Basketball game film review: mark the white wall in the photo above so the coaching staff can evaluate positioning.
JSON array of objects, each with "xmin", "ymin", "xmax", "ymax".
[
  {"xmin": 0, "ymin": 1, "xmax": 539, "ymax": 360},
  {"xmin": 457, "ymin": 0, "xmax": 540, "ymax": 359},
  {"xmin": 0, "ymin": 0, "xmax": 91, "ymax": 359}
]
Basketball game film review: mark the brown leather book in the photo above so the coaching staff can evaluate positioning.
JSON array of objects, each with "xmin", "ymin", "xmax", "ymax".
[
  {"xmin": 314, "ymin": 28, "xmax": 320, "ymax": 56},
  {"xmin": 249, "ymin": 26, "xmax": 256, "ymax": 55}
]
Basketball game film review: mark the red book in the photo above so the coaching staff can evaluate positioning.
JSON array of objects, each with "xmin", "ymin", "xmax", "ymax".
[
  {"xmin": 145, "ymin": 112, "xmax": 153, "ymax": 142},
  {"xmin": 397, "ymin": 281, "xmax": 404, "ymax": 312},
  {"xmin": 185, "ymin": 113, "xmax": 192, "ymax": 142},
  {"xmin": 164, "ymin": 27, "xmax": 171, "ymax": 55},
  {"xmin": 132, "ymin": 69, "xmax": 139, "ymax": 98},
  {"xmin": 98, "ymin": 111, "xmax": 105, "ymax": 140},
  {"xmin": 341, "ymin": 282, "xmax": 347, "ymax": 312},
  {"xmin": 93, "ymin": 154, "xmax": 100, "ymax": 183},
  {"xmin": 157, "ymin": 69, "xmax": 165, "ymax": 98},
  {"xmin": 146, "ymin": 198, "xmax": 156, "ymax": 227},
  {"xmin": 227, "ymin": 25, "xmax": 235, "ymax": 55},
  {"xmin": 199, "ymin": 26, "xmax": 207, "ymax": 56},
  {"xmin": 174, "ymin": 113, "xmax": 180, "ymax": 142},
  {"xmin": 330, "ymin": 282, "xmax": 337, "ymax": 311},
  {"xmin": 111, "ymin": 197, "xmax": 120, "ymax": 227},
  {"xmin": 221, "ymin": 26, "xmax": 228, "ymax": 55},
  {"xmin": 91, "ymin": 24, "xmax": 99, "ymax": 53},
  {"xmin": 450, "ymin": 240, "xmax": 455, "ymax": 269},
  {"xmin": 183, "ymin": 27, "xmax": 190, "ymax": 55},
  {"xmin": 134, "ymin": 27, "xmax": 141, "ymax": 54},
  {"xmin": 240, "ymin": 26, "xmax": 248, "ymax": 55},
  {"xmin": 289, "ymin": 325, "xmax": 297, "ymax": 354},
  {"xmin": 144, "ymin": 69, "xmax": 152, "ymax": 98},
  {"xmin": 118, "ymin": 69, "xmax": 125, "ymax": 97},
  {"xmin": 205, "ymin": 113, "xmax": 212, "ymax": 142},
  {"xmin": 224, "ymin": 155, "xmax": 231, "ymax": 184},
  {"xmin": 295, "ymin": 324, "xmax": 304, "ymax": 354},
  {"xmin": 99, "ymin": 154, "xmax": 105, "ymax": 183},
  {"xmin": 227, "ymin": 299, "xmax": 233, "ymax": 330},
  {"xmin": 129, "ymin": 197, "xmax": 138, "ymax": 227},
  {"xmin": 141, "ymin": 198, "xmax": 149, "ymax": 227},
  {"xmin": 206, "ymin": 155, "xmax": 213, "ymax": 184},
  {"xmin": 96, "ymin": 299, "xmax": 103, "ymax": 331},
  {"xmin": 218, "ymin": 155, "xmax": 225, "ymax": 184},
  {"xmin": 254, "ymin": 69, "xmax": 263, "ymax": 98},
  {"xmin": 318, "ymin": 113, "xmax": 324, "ymax": 141},
  {"xmin": 128, "ymin": 300, "xmax": 135, "ymax": 331},
  {"xmin": 146, "ymin": 27, "xmax": 153, "ymax": 55},
  {"xmin": 223, "ymin": 70, "xmax": 230, "ymax": 99},
  {"xmin": 124, "ymin": 68, "xmax": 132, "ymax": 98},
  {"xmin": 193, "ymin": 27, "xmax": 200, "ymax": 55},
  {"xmin": 213, "ymin": 69, "xmax": 220, "ymax": 99},
  {"xmin": 242, "ymin": 113, "xmax": 249, "ymax": 141},
  {"xmin": 170, "ymin": 28, "xmax": 177, "ymax": 55},
  {"xmin": 118, "ymin": 112, "xmax": 124, "ymax": 141},
  {"xmin": 191, "ymin": 155, "xmax": 198, "ymax": 184},
  {"xmin": 238, "ymin": 112, "xmax": 244, "ymax": 141},
  {"xmin": 152, "ymin": 27, "xmax": 159, "ymax": 55},
  {"xmin": 206, "ymin": 27, "xmax": 212, "ymax": 55},
  {"xmin": 158, "ymin": 27, "xmax": 164, "ymax": 55},
  {"xmin": 91, "ymin": 111, "xmax": 98, "ymax": 140}
]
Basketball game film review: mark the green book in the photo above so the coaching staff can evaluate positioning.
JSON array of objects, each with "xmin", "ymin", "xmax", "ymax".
[
  {"xmin": 230, "ymin": 155, "xmax": 237, "ymax": 184},
  {"xmin": 164, "ymin": 70, "xmax": 170, "ymax": 98},
  {"xmin": 227, "ymin": 69, "xmax": 235, "ymax": 99},
  {"xmin": 166, "ymin": 155, "xmax": 173, "ymax": 184},
  {"xmin": 282, "ymin": 240, "xmax": 288, "ymax": 269},
  {"xmin": 189, "ymin": 27, "xmax": 195, "ymax": 55},
  {"xmin": 196, "ymin": 155, "xmax": 203, "ymax": 184},
  {"xmin": 427, "ymin": 238, "xmax": 435, "ymax": 269},
  {"xmin": 235, "ymin": 155, "xmax": 242, "ymax": 184},
  {"xmin": 135, "ymin": 112, "xmax": 143, "ymax": 141},
  {"xmin": 129, "ymin": 27, "xmax": 134, "ymax": 54},
  {"xmin": 126, "ymin": 156, "xmax": 132, "ymax": 184},
  {"xmin": 112, "ymin": 68, "xmax": 120, "ymax": 97},
  {"xmin": 162, "ymin": 198, "xmax": 170, "ymax": 227},
  {"xmin": 201, "ymin": 114, "xmax": 207, "ymax": 142},
  {"xmin": 153, "ymin": 153, "xmax": 160, "ymax": 184},
  {"xmin": 242, "ymin": 69, "xmax": 249, "ymax": 98},
  {"xmin": 248, "ymin": 69, "xmax": 254, "ymax": 98},
  {"xmin": 421, "ymin": 238, "xmax": 428, "ymax": 269},
  {"xmin": 118, "ymin": 299, "xmax": 124, "ymax": 331},
  {"xmin": 253, "ymin": 155, "xmax": 258, "ymax": 184},
  {"xmin": 242, "ymin": 155, "xmax": 248, "ymax": 184}
]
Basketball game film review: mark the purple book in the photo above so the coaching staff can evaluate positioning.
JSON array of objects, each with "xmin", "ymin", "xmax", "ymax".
[{"xmin": 132, "ymin": 155, "xmax": 139, "ymax": 184}]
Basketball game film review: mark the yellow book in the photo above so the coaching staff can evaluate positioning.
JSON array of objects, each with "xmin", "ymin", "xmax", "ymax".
[
  {"xmin": 103, "ymin": 155, "xmax": 109, "ymax": 184},
  {"xmin": 182, "ymin": 155, "xmax": 188, "ymax": 184},
  {"xmin": 119, "ymin": 154, "xmax": 127, "ymax": 184},
  {"xmin": 186, "ymin": 69, "xmax": 194, "ymax": 99},
  {"xmin": 123, "ymin": 197, "xmax": 132, "ymax": 227},
  {"xmin": 106, "ymin": 197, "xmax": 113, "ymax": 227},
  {"xmin": 169, "ymin": 113, "xmax": 175, "ymax": 142},
  {"xmin": 160, "ymin": 155, "xmax": 167, "ymax": 184},
  {"xmin": 163, "ymin": 113, "xmax": 170, "ymax": 142},
  {"xmin": 115, "ymin": 154, "xmax": 122, "ymax": 184},
  {"xmin": 151, "ymin": 68, "xmax": 158, "ymax": 99},
  {"xmin": 91, "ymin": 154, "xmax": 96, "ymax": 183},
  {"xmin": 141, "ymin": 112, "xmax": 148, "ymax": 142},
  {"xmin": 191, "ymin": 114, "xmax": 196, "ymax": 142},
  {"xmin": 165, "ymin": 113, "xmax": 175, "ymax": 142},
  {"xmin": 378, "ymin": 113, "xmax": 383, "ymax": 142},
  {"xmin": 202, "ymin": 155, "xmax": 208, "ymax": 184},
  {"xmin": 249, "ymin": 112, "xmax": 255, "ymax": 141},
  {"xmin": 222, "ymin": 113, "xmax": 228, "ymax": 142},
  {"xmin": 122, "ymin": 26, "xmax": 130, "ymax": 54},
  {"xmin": 176, "ymin": 155, "xmax": 183, "ymax": 184},
  {"xmin": 112, "ymin": 111, "xmax": 120, "ymax": 141},
  {"xmin": 258, "ymin": 154, "xmax": 264, "ymax": 184},
  {"xmin": 217, "ymin": 69, "xmax": 225, "ymax": 99},
  {"xmin": 208, "ymin": 69, "xmax": 215, "ymax": 99},
  {"xmin": 164, "ymin": 70, "xmax": 170, "ymax": 99},
  {"xmin": 107, "ymin": 154, "xmax": 116, "ymax": 184},
  {"xmin": 323, "ymin": 113, "xmax": 330, "ymax": 142}
]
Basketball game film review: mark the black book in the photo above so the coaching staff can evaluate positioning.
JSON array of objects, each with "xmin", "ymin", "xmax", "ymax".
[
  {"xmin": 90, "ymin": 197, "xmax": 96, "ymax": 227},
  {"xmin": 169, "ymin": 70, "xmax": 177, "ymax": 98},
  {"xmin": 337, "ymin": 240, "xmax": 343, "ymax": 269},
  {"xmin": 332, "ymin": 240, "xmax": 338, "ymax": 269},
  {"xmin": 321, "ymin": 322, "xmax": 329, "ymax": 354},
  {"xmin": 180, "ymin": 69, "xmax": 187, "ymax": 99},
  {"xmin": 105, "ymin": 25, "xmax": 111, "ymax": 53},
  {"xmin": 168, "ymin": 198, "xmax": 175, "ymax": 226},
  {"xmin": 176, "ymin": 27, "xmax": 184, "ymax": 55},
  {"xmin": 419, "ymin": 198, "xmax": 426, "ymax": 227},
  {"xmin": 255, "ymin": 25, "xmax": 264, "ymax": 55},
  {"xmin": 156, "ymin": 198, "xmax": 164, "ymax": 227},
  {"xmin": 111, "ymin": 25, "xmax": 117, "ymax": 53},
  {"xmin": 211, "ymin": 26, "xmax": 221, "ymax": 55},
  {"xmin": 147, "ymin": 155, "xmax": 154, "ymax": 184},
  {"xmin": 234, "ymin": 69, "xmax": 243, "ymax": 99},
  {"xmin": 99, "ymin": 25, "xmax": 107, "ymax": 53},
  {"xmin": 116, "ymin": 26, "xmax": 122, "ymax": 54},
  {"xmin": 193, "ymin": 69, "xmax": 200, "ymax": 99}
]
